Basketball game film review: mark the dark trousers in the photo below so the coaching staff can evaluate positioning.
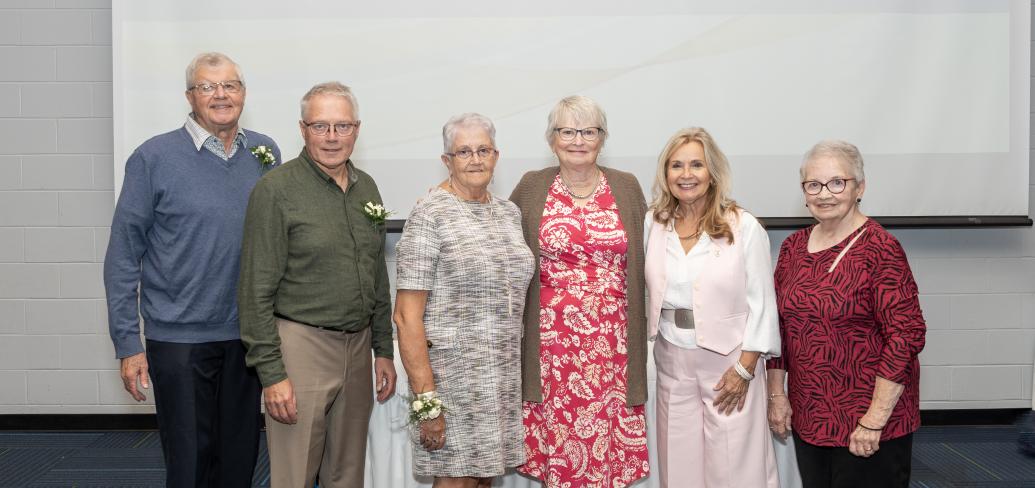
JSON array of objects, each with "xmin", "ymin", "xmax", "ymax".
[
  {"xmin": 146, "ymin": 339, "xmax": 263, "ymax": 488},
  {"xmin": 793, "ymin": 433, "xmax": 913, "ymax": 488}
]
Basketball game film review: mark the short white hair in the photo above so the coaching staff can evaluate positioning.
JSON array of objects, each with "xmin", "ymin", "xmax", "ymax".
[
  {"xmin": 545, "ymin": 95, "xmax": 608, "ymax": 145},
  {"xmin": 442, "ymin": 113, "xmax": 496, "ymax": 153},
  {"xmin": 801, "ymin": 139, "xmax": 865, "ymax": 182},
  {"xmin": 300, "ymin": 81, "xmax": 359, "ymax": 119},
  {"xmin": 185, "ymin": 52, "xmax": 243, "ymax": 90}
]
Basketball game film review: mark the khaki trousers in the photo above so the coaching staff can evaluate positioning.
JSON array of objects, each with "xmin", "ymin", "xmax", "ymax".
[{"xmin": 266, "ymin": 319, "xmax": 373, "ymax": 488}]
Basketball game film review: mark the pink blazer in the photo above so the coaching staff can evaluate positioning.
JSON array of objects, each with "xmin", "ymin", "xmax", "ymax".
[{"xmin": 645, "ymin": 210, "xmax": 748, "ymax": 355}]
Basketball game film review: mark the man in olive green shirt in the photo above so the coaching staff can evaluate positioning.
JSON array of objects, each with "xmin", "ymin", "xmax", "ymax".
[{"xmin": 238, "ymin": 81, "xmax": 396, "ymax": 488}]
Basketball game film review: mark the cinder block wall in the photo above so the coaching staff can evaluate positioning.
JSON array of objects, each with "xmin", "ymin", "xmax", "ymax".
[{"xmin": 0, "ymin": 1, "xmax": 1031, "ymax": 413}]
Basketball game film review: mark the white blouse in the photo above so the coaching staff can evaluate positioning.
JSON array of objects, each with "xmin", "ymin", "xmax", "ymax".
[{"xmin": 652, "ymin": 212, "xmax": 780, "ymax": 354}]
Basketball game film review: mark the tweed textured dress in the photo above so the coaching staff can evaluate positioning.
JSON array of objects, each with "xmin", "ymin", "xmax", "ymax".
[{"xmin": 395, "ymin": 188, "xmax": 535, "ymax": 477}]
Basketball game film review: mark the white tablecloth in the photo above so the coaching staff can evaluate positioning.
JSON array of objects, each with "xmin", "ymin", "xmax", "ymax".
[{"xmin": 363, "ymin": 341, "xmax": 802, "ymax": 488}]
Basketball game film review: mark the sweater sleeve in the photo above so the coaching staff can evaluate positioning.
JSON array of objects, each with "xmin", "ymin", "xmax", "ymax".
[
  {"xmin": 103, "ymin": 149, "xmax": 154, "ymax": 359},
  {"xmin": 238, "ymin": 180, "xmax": 290, "ymax": 387},
  {"xmin": 508, "ymin": 172, "xmax": 532, "ymax": 209}
]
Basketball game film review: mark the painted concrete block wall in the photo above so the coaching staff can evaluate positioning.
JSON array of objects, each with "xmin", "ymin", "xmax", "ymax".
[
  {"xmin": 0, "ymin": 0, "xmax": 122, "ymax": 414},
  {"xmin": 0, "ymin": 1, "xmax": 1031, "ymax": 413}
]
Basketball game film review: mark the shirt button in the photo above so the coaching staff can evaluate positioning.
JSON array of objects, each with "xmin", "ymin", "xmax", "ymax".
[{"xmin": 426, "ymin": 340, "xmax": 433, "ymax": 348}]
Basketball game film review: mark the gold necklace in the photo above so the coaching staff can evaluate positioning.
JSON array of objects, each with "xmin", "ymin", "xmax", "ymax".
[
  {"xmin": 675, "ymin": 214, "xmax": 702, "ymax": 240},
  {"xmin": 678, "ymin": 229, "xmax": 702, "ymax": 241}
]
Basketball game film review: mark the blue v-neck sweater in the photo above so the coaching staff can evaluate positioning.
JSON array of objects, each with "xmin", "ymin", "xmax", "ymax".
[{"xmin": 104, "ymin": 127, "xmax": 280, "ymax": 358}]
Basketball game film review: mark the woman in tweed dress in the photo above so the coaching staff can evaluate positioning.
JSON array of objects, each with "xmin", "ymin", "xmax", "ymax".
[{"xmin": 394, "ymin": 113, "xmax": 535, "ymax": 488}]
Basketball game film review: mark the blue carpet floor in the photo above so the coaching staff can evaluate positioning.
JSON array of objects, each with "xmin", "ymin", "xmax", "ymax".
[{"xmin": 0, "ymin": 425, "xmax": 1032, "ymax": 487}]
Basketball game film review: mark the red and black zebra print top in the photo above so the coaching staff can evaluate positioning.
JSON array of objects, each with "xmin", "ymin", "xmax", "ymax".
[{"xmin": 767, "ymin": 218, "xmax": 926, "ymax": 446}]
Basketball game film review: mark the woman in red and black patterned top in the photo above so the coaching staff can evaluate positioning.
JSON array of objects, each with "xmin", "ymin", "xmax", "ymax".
[{"xmin": 765, "ymin": 140, "xmax": 926, "ymax": 488}]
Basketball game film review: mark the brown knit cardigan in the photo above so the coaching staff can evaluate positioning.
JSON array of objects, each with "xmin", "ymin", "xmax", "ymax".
[{"xmin": 508, "ymin": 166, "xmax": 649, "ymax": 407}]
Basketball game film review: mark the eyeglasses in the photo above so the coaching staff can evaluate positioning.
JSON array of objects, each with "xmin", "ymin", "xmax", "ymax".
[
  {"xmin": 555, "ymin": 127, "xmax": 604, "ymax": 142},
  {"xmin": 188, "ymin": 80, "xmax": 244, "ymax": 95},
  {"xmin": 446, "ymin": 147, "xmax": 497, "ymax": 161},
  {"xmin": 303, "ymin": 121, "xmax": 360, "ymax": 136},
  {"xmin": 801, "ymin": 177, "xmax": 855, "ymax": 195}
]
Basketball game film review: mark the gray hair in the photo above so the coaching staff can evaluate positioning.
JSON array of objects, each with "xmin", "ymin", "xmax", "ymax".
[
  {"xmin": 300, "ymin": 81, "xmax": 360, "ymax": 119},
  {"xmin": 442, "ymin": 113, "xmax": 496, "ymax": 153},
  {"xmin": 545, "ymin": 95, "xmax": 608, "ymax": 145},
  {"xmin": 801, "ymin": 139, "xmax": 865, "ymax": 183},
  {"xmin": 185, "ymin": 52, "xmax": 243, "ymax": 90}
]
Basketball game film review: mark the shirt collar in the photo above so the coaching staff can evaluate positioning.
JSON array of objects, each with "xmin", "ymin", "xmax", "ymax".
[
  {"xmin": 299, "ymin": 148, "xmax": 358, "ymax": 185},
  {"xmin": 184, "ymin": 114, "xmax": 248, "ymax": 151}
]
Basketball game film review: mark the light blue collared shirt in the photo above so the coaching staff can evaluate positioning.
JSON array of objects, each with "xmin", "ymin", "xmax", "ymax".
[{"xmin": 184, "ymin": 114, "xmax": 248, "ymax": 161}]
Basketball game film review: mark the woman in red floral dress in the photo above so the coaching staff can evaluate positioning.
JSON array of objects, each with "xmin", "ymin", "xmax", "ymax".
[{"xmin": 510, "ymin": 96, "xmax": 650, "ymax": 488}]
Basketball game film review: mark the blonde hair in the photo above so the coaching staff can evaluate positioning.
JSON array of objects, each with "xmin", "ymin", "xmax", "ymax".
[{"xmin": 649, "ymin": 127, "xmax": 740, "ymax": 243}]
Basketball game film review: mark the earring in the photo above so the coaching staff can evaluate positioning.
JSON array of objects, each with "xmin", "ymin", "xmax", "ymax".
[
  {"xmin": 805, "ymin": 203, "xmax": 808, "ymax": 208},
  {"xmin": 856, "ymin": 198, "xmax": 862, "ymax": 203}
]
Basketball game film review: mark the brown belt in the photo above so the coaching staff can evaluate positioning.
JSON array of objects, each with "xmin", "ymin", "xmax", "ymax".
[{"xmin": 660, "ymin": 308, "xmax": 695, "ymax": 330}]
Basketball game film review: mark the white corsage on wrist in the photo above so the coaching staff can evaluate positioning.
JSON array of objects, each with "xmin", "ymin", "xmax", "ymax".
[{"xmin": 408, "ymin": 391, "xmax": 444, "ymax": 424}]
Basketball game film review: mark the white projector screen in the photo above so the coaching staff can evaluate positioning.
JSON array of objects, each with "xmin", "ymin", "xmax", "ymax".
[{"xmin": 113, "ymin": 0, "xmax": 1030, "ymax": 220}]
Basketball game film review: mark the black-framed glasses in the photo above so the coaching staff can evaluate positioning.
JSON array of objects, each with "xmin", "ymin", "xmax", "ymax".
[
  {"xmin": 303, "ymin": 121, "xmax": 359, "ymax": 136},
  {"xmin": 801, "ymin": 177, "xmax": 855, "ymax": 195},
  {"xmin": 555, "ymin": 127, "xmax": 604, "ymax": 141},
  {"xmin": 446, "ymin": 147, "xmax": 498, "ymax": 161},
  {"xmin": 188, "ymin": 80, "xmax": 244, "ymax": 95}
]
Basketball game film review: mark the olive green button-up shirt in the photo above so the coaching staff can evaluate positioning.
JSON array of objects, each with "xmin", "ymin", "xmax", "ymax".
[{"xmin": 239, "ymin": 150, "xmax": 393, "ymax": 387}]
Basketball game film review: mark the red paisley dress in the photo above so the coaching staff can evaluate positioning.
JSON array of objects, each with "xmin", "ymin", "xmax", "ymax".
[{"xmin": 518, "ymin": 174, "xmax": 649, "ymax": 488}]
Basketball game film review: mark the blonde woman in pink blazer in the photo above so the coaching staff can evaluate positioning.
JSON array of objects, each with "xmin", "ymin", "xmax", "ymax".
[{"xmin": 644, "ymin": 127, "xmax": 781, "ymax": 487}]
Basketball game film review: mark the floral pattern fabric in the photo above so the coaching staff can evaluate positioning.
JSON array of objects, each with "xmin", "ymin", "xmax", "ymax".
[{"xmin": 518, "ymin": 174, "xmax": 649, "ymax": 488}]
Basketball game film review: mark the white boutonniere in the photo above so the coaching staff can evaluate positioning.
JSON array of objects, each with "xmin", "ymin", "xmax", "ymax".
[
  {"xmin": 363, "ymin": 201, "xmax": 394, "ymax": 227},
  {"xmin": 250, "ymin": 145, "xmax": 276, "ymax": 167}
]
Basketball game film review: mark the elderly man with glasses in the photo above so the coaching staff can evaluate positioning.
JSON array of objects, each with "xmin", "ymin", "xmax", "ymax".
[
  {"xmin": 104, "ymin": 52, "xmax": 281, "ymax": 488},
  {"xmin": 238, "ymin": 81, "xmax": 397, "ymax": 488}
]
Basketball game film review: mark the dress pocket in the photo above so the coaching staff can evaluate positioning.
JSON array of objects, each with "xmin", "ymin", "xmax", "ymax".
[{"xmin": 424, "ymin": 326, "xmax": 461, "ymax": 389}]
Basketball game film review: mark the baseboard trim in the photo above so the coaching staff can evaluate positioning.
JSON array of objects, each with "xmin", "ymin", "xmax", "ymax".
[
  {"xmin": 0, "ymin": 409, "xmax": 1028, "ymax": 430},
  {"xmin": 0, "ymin": 414, "xmax": 159, "ymax": 430},
  {"xmin": 919, "ymin": 408, "xmax": 1029, "ymax": 426}
]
